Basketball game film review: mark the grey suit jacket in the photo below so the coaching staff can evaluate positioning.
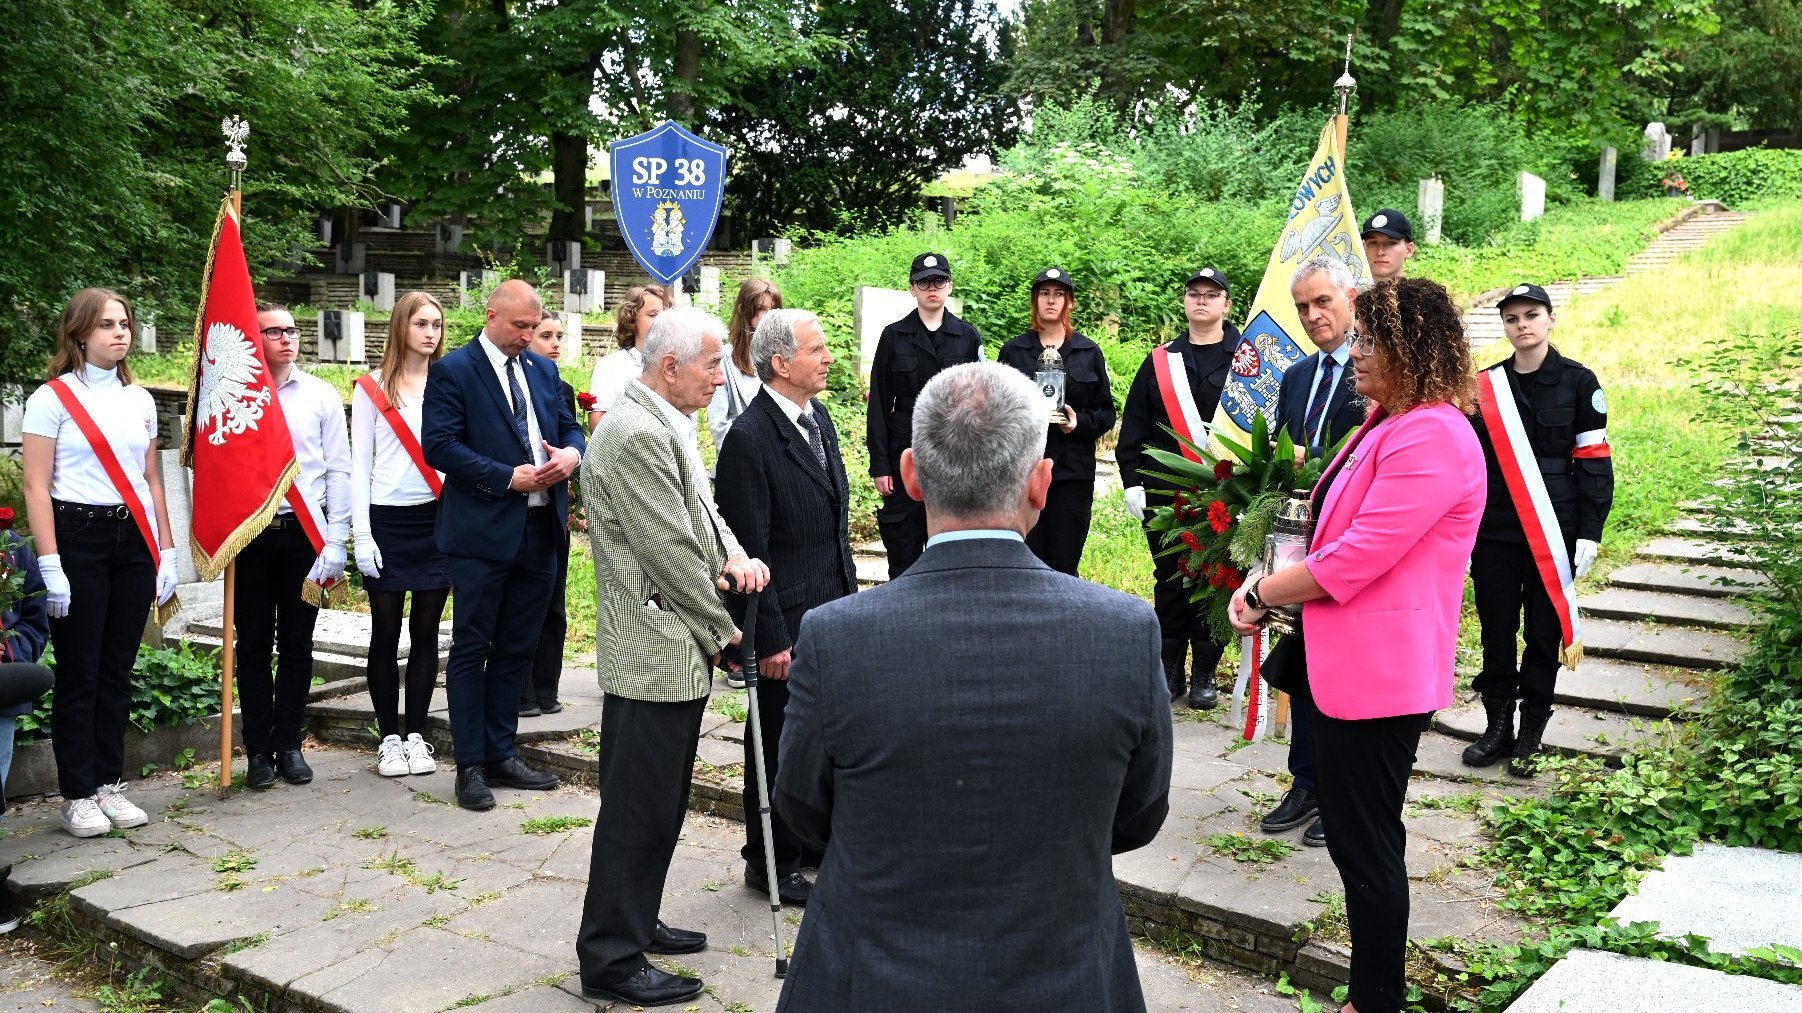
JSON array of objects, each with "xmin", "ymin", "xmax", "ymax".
[
  {"xmin": 774, "ymin": 537, "xmax": 1172, "ymax": 1013},
  {"xmin": 580, "ymin": 382, "xmax": 742, "ymax": 702}
]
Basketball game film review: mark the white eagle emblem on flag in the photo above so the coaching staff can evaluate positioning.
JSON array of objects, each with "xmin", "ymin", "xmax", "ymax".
[{"xmin": 196, "ymin": 322, "xmax": 273, "ymax": 446}]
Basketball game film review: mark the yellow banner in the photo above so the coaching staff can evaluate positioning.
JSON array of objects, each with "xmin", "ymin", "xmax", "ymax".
[{"xmin": 1211, "ymin": 118, "xmax": 1368, "ymax": 452}]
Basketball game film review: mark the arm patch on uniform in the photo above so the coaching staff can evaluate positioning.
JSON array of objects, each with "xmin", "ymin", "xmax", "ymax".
[{"xmin": 1592, "ymin": 388, "xmax": 1607, "ymax": 414}]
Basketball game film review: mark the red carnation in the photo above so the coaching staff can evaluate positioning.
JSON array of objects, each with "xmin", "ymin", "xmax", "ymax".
[
  {"xmin": 1207, "ymin": 500, "xmax": 1232, "ymax": 535},
  {"xmin": 1213, "ymin": 460, "xmax": 1235, "ymax": 481},
  {"xmin": 576, "ymin": 391, "xmax": 598, "ymax": 411},
  {"xmin": 1179, "ymin": 530, "xmax": 1201, "ymax": 551},
  {"xmin": 0, "ymin": 507, "xmax": 13, "ymax": 530},
  {"xmin": 1177, "ymin": 555, "xmax": 1195, "ymax": 579},
  {"xmin": 1222, "ymin": 566, "xmax": 1244, "ymax": 590}
]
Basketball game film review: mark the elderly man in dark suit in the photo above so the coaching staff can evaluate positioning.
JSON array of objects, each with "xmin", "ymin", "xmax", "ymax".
[
  {"xmin": 1258, "ymin": 255, "xmax": 1369, "ymax": 849},
  {"xmin": 774, "ymin": 362, "xmax": 1172, "ymax": 1013},
  {"xmin": 714, "ymin": 309, "xmax": 857, "ymax": 909},
  {"xmin": 421, "ymin": 279, "xmax": 585, "ymax": 812}
]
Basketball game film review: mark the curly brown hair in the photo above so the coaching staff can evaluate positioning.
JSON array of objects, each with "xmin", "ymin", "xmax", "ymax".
[
  {"xmin": 1352, "ymin": 278, "xmax": 1475, "ymax": 414},
  {"xmin": 613, "ymin": 284, "xmax": 668, "ymax": 351}
]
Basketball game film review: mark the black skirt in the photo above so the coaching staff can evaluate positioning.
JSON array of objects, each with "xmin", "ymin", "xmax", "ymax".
[{"xmin": 365, "ymin": 501, "xmax": 451, "ymax": 592}]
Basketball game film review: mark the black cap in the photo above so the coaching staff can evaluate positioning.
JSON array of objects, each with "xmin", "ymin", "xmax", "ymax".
[
  {"xmin": 1497, "ymin": 283, "xmax": 1554, "ymax": 314},
  {"xmin": 910, "ymin": 252, "xmax": 951, "ymax": 283},
  {"xmin": 1183, "ymin": 267, "xmax": 1230, "ymax": 295},
  {"xmin": 1030, "ymin": 266, "xmax": 1074, "ymax": 292},
  {"xmin": 1361, "ymin": 209, "xmax": 1413, "ymax": 242}
]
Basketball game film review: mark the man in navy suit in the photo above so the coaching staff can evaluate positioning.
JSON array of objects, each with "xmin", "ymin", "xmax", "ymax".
[
  {"xmin": 423, "ymin": 279, "xmax": 587, "ymax": 811},
  {"xmin": 1261, "ymin": 255, "xmax": 1368, "ymax": 849}
]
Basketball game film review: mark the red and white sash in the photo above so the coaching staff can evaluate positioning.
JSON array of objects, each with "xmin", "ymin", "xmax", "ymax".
[
  {"xmin": 1150, "ymin": 345, "xmax": 1210, "ymax": 462},
  {"xmin": 1476, "ymin": 367, "xmax": 1584, "ymax": 668},
  {"xmin": 355, "ymin": 374, "xmax": 443, "ymax": 498},
  {"xmin": 46, "ymin": 378, "xmax": 159, "ymax": 562}
]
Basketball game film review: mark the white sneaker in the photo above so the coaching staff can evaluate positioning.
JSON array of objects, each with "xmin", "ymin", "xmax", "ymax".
[
  {"xmin": 61, "ymin": 797, "xmax": 110, "ymax": 837},
  {"xmin": 376, "ymin": 735, "xmax": 410, "ymax": 777},
  {"xmin": 404, "ymin": 733, "xmax": 437, "ymax": 775},
  {"xmin": 96, "ymin": 783, "xmax": 148, "ymax": 829}
]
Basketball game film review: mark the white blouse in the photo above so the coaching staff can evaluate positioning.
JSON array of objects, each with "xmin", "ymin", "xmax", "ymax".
[
  {"xmin": 707, "ymin": 361, "xmax": 762, "ymax": 451},
  {"xmin": 588, "ymin": 347, "xmax": 643, "ymax": 413},
  {"xmin": 21, "ymin": 364, "xmax": 157, "ymax": 507},
  {"xmin": 350, "ymin": 371, "xmax": 443, "ymax": 544}
]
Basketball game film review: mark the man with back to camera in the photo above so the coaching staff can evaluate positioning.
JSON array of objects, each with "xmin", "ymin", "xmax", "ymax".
[
  {"xmin": 865, "ymin": 252, "xmax": 982, "ymax": 579},
  {"xmin": 773, "ymin": 362, "xmax": 1172, "ymax": 1012}
]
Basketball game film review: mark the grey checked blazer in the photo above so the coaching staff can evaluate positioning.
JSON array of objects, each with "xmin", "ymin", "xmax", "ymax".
[{"xmin": 581, "ymin": 383, "xmax": 743, "ymax": 702}]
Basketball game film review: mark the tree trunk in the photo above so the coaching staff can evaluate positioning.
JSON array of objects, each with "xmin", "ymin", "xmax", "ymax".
[
  {"xmin": 1102, "ymin": 0, "xmax": 1135, "ymax": 44},
  {"xmin": 668, "ymin": 28, "xmax": 701, "ymax": 123},
  {"xmin": 548, "ymin": 130, "xmax": 587, "ymax": 243}
]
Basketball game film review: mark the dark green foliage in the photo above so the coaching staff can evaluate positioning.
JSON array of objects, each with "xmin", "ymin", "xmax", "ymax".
[
  {"xmin": 1621, "ymin": 149, "xmax": 1802, "ymax": 207},
  {"xmin": 15, "ymin": 642, "xmax": 225, "ymax": 742}
]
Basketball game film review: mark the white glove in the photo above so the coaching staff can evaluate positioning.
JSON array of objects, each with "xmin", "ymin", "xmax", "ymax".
[
  {"xmin": 1573, "ymin": 539, "xmax": 1599, "ymax": 579},
  {"xmin": 308, "ymin": 543, "xmax": 348, "ymax": 587},
  {"xmin": 40, "ymin": 553, "xmax": 71, "ymax": 619},
  {"xmin": 156, "ymin": 549, "xmax": 178, "ymax": 605},
  {"xmin": 355, "ymin": 536, "xmax": 383, "ymax": 579},
  {"xmin": 1124, "ymin": 486, "xmax": 1147, "ymax": 521}
]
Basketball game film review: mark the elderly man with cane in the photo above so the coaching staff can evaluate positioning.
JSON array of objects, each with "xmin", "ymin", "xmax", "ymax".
[{"xmin": 573, "ymin": 306, "xmax": 770, "ymax": 1008}]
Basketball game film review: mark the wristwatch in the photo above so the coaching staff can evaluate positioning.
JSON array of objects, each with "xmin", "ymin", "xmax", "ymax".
[{"xmin": 1244, "ymin": 577, "xmax": 1268, "ymax": 612}]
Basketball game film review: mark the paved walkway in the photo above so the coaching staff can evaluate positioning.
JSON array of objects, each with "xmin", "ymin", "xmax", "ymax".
[{"xmin": 0, "ymin": 935, "xmax": 98, "ymax": 1011}]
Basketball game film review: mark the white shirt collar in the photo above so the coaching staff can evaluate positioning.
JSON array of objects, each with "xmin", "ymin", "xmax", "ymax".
[
  {"xmin": 1323, "ymin": 339, "xmax": 1352, "ymax": 367},
  {"xmin": 764, "ymin": 385, "xmax": 812, "ymax": 427},
  {"xmin": 634, "ymin": 380, "xmax": 696, "ymax": 437},
  {"xmin": 477, "ymin": 331, "xmax": 517, "ymax": 368},
  {"xmin": 80, "ymin": 362, "xmax": 121, "ymax": 387}
]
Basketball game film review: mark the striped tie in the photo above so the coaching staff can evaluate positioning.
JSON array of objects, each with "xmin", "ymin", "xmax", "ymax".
[{"xmin": 1304, "ymin": 358, "xmax": 1337, "ymax": 447}]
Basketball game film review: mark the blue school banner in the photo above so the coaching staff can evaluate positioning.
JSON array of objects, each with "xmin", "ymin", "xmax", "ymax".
[{"xmin": 608, "ymin": 121, "xmax": 728, "ymax": 287}]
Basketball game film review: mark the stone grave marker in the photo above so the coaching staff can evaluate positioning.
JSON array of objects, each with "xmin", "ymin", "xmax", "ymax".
[
  {"xmin": 360, "ymin": 271, "xmax": 395, "ymax": 312},
  {"xmin": 1518, "ymin": 171, "xmax": 1546, "ymax": 222},
  {"xmin": 136, "ymin": 317, "xmax": 159, "ymax": 354},
  {"xmin": 317, "ymin": 310, "xmax": 367, "ymax": 364},
  {"xmin": 564, "ymin": 269, "xmax": 604, "ymax": 314},
  {"xmin": 2, "ymin": 386, "xmax": 24, "ymax": 445},
  {"xmin": 699, "ymin": 266, "xmax": 722, "ymax": 312},
  {"xmin": 435, "ymin": 222, "xmax": 464, "ymax": 254},
  {"xmin": 334, "ymin": 241, "xmax": 366, "ymax": 275},
  {"xmin": 1598, "ymin": 146, "xmax": 1618, "ymax": 201},
  {"xmin": 854, "ymin": 288, "xmax": 963, "ymax": 386},
  {"xmin": 547, "ymin": 240, "xmax": 581, "ymax": 275},
  {"xmin": 561, "ymin": 312, "xmax": 584, "ymax": 365},
  {"xmin": 316, "ymin": 215, "xmax": 334, "ymax": 247},
  {"xmin": 460, "ymin": 269, "xmax": 498, "ymax": 308},
  {"xmin": 1416, "ymin": 177, "xmax": 1444, "ymax": 244},
  {"xmin": 1644, "ymin": 121, "xmax": 1672, "ymax": 163},
  {"xmin": 379, "ymin": 203, "xmax": 403, "ymax": 229}
]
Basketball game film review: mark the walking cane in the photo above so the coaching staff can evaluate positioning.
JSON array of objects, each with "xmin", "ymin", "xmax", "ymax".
[{"xmin": 736, "ymin": 586, "xmax": 789, "ymax": 979}]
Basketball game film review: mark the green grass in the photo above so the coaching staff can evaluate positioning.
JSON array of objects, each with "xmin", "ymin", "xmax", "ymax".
[
  {"xmin": 1415, "ymin": 198, "xmax": 1687, "ymax": 302},
  {"xmin": 519, "ymin": 815, "xmax": 593, "ymax": 835}
]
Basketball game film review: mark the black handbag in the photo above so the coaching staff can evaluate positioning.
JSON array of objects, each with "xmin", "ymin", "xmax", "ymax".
[{"xmin": 1260, "ymin": 628, "xmax": 1306, "ymax": 695}]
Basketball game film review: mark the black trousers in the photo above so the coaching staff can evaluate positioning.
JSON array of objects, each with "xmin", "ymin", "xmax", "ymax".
[
  {"xmin": 1471, "ymin": 537, "xmax": 1564, "ymax": 717},
  {"xmin": 1025, "ymin": 477, "xmax": 1094, "ymax": 576},
  {"xmin": 47, "ymin": 508, "xmax": 152, "ymax": 800},
  {"xmin": 444, "ymin": 508, "xmax": 560, "ymax": 767},
  {"xmin": 523, "ymin": 526, "xmax": 571, "ymax": 709},
  {"xmin": 235, "ymin": 523, "xmax": 321, "ymax": 758},
  {"xmin": 741, "ymin": 675, "xmax": 805, "ymax": 875},
  {"xmin": 876, "ymin": 490, "xmax": 926, "ymax": 579},
  {"xmin": 576, "ymin": 693, "xmax": 708, "ymax": 985},
  {"xmin": 1143, "ymin": 521, "xmax": 1226, "ymax": 694},
  {"xmin": 1309, "ymin": 687, "xmax": 1430, "ymax": 1013}
]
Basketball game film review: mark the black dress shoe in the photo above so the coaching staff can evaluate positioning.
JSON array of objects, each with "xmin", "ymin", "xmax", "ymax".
[
  {"xmin": 246, "ymin": 754, "xmax": 278, "ymax": 790},
  {"xmin": 581, "ymin": 966, "xmax": 704, "ymax": 1007},
  {"xmin": 1187, "ymin": 682, "xmax": 1218, "ymax": 711},
  {"xmin": 1302, "ymin": 816, "xmax": 1327, "ymax": 847},
  {"xmin": 538, "ymin": 700, "xmax": 563, "ymax": 715},
  {"xmin": 645, "ymin": 919, "xmax": 707, "ymax": 955},
  {"xmin": 275, "ymin": 749, "xmax": 313, "ymax": 785},
  {"xmin": 517, "ymin": 702, "xmax": 542, "ymax": 718},
  {"xmin": 1260, "ymin": 787, "xmax": 1319, "ymax": 833},
  {"xmin": 455, "ymin": 765, "xmax": 495, "ymax": 811},
  {"xmin": 745, "ymin": 866, "xmax": 813, "ymax": 906},
  {"xmin": 485, "ymin": 756, "xmax": 559, "ymax": 791}
]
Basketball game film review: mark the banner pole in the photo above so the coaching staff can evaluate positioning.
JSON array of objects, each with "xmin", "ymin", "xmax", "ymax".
[
  {"xmin": 1332, "ymin": 33, "xmax": 1356, "ymax": 158},
  {"xmin": 219, "ymin": 560, "xmax": 236, "ymax": 793}
]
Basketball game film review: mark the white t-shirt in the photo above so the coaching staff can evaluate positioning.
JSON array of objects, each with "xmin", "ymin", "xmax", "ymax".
[
  {"xmin": 588, "ymin": 347, "xmax": 644, "ymax": 414},
  {"xmin": 350, "ymin": 370, "xmax": 443, "ymax": 534},
  {"xmin": 21, "ymin": 365, "xmax": 157, "ymax": 506},
  {"xmin": 707, "ymin": 361, "xmax": 762, "ymax": 450}
]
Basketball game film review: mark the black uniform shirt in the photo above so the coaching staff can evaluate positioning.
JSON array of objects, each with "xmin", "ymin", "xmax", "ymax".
[
  {"xmin": 1470, "ymin": 345, "xmax": 1614, "ymax": 544},
  {"xmin": 1116, "ymin": 323, "xmax": 1241, "ymax": 491},
  {"xmin": 998, "ymin": 330, "xmax": 1117, "ymax": 482},
  {"xmin": 864, "ymin": 309, "xmax": 983, "ymax": 478}
]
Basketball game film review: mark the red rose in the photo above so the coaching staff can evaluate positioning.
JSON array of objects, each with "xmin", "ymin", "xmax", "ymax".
[
  {"xmin": 1179, "ymin": 530, "xmax": 1201, "ymax": 551},
  {"xmin": 1207, "ymin": 500, "xmax": 1232, "ymax": 535},
  {"xmin": 0, "ymin": 507, "xmax": 13, "ymax": 529},
  {"xmin": 1213, "ymin": 460, "xmax": 1235, "ymax": 481},
  {"xmin": 576, "ymin": 391, "xmax": 598, "ymax": 411}
]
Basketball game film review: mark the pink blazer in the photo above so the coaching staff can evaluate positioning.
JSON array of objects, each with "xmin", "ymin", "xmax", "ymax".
[{"xmin": 1301, "ymin": 402, "xmax": 1486, "ymax": 720}]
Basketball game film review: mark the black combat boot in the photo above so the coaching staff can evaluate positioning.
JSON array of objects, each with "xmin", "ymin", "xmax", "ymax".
[
  {"xmin": 1461, "ymin": 698, "xmax": 1516, "ymax": 767},
  {"xmin": 1161, "ymin": 637, "xmax": 1188, "ymax": 702},
  {"xmin": 1509, "ymin": 710, "xmax": 1552, "ymax": 778},
  {"xmin": 1187, "ymin": 637, "xmax": 1219, "ymax": 711}
]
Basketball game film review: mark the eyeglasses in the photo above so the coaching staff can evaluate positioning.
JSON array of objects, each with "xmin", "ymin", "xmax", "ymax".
[
  {"xmin": 913, "ymin": 278, "xmax": 950, "ymax": 291},
  {"xmin": 1346, "ymin": 330, "xmax": 1375, "ymax": 355},
  {"xmin": 260, "ymin": 326, "xmax": 301, "ymax": 340},
  {"xmin": 1185, "ymin": 289, "xmax": 1226, "ymax": 302}
]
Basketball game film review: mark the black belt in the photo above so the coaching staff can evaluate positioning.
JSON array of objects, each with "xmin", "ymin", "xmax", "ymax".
[
  {"xmin": 265, "ymin": 513, "xmax": 303, "ymax": 530},
  {"xmin": 52, "ymin": 500, "xmax": 131, "ymax": 521}
]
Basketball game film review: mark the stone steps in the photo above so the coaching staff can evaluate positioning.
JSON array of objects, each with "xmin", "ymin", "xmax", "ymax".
[
  {"xmin": 1581, "ymin": 617, "xmax": 1746, "ymax": 671},
  {"xmin": 1635, "ymin": 536, "xmax": 1759, "ymax": 568},
  {"xmin": 1606, "ymin": 561, "xmax": 1769, "ymax": 599},
  {"xmin": 1505, "ymin": 947, "xmax": 1802, "ymax": 1012},
  {"xmin": 1432, "ymin": 699, "xmax": 1671, "ymax": 764},
  {"xmin": 1580, "ymin": 587, "xmax": 1754, "ymax": 630}
]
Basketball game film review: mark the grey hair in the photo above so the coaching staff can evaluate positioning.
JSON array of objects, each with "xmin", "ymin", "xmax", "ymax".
[
  {"xmin": 640, "ymin": 305, "xmax": 725, "ymax": 370},
  {"xmin": 749, "ymin": 309, "xmax": 821, "ymax": 383},
  {"xmin": 1291, "ymin": 255, "xmax": 1356, "ymax": 291},
  {"xmin": 912, "ymin": 363, "xmax": 1047, "ymax": 522}
]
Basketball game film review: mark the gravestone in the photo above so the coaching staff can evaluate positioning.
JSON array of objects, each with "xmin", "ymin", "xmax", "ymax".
[
  {"xmin": 316, "ymin": 215, "xmax": 334, "ymax": 247},
  {"xmin": 699, "ymin": 266, "xmax": 722, "ymax": 312},
  {"xmin": 1598, "ymin": 147, "xmax": 1618, "ymax": 201},
  {"xmin": 547, "ymin": 240, "xmax": 581, "ymax": 275},
  {"xmin": 1416, "ymin": 177, "xmax": 1445, "ymax": 245},
  {"xmin": 360, "ymin": 271, "xmax": 395, "ymax": 312},
  {"xmin": 1518, "ymin": 171, "xmax": 1546, "ymax": 222},
  {"xmin": 334, "ymin": 242, "xmax": 366, "ymax": 275},
  {"xmin": 564, "ymin": 269, "xmax": 604, "ymax": 314},
  {"xmin": 435, "ymin": 223, "xmax": 464, "ymax": 254},
  {"xmin": 380, "ymin": 203, "xmax": 403, "ymax": 229},
  {"xmin": 2, "ymin": 386, "xmax": 24, "ymax": 445},
  {"xmin": 1690, "ymin": 123, "xmax": 1707, "ymax": 157},
  {"xmin": 1643, "ymin": 122, "xmax": 1672, "ymax": 163},
  {"xmin": 136, "ymin": 318, "xmax": 158, "ymax": 354},
  {"xmin": 854, "ymin": 288, "xmax": 964, "ymax": 386},
  {"xmin": 561, "ymin": 312, "xmax": 584, "ymax": 366},
  {"xmin": 318, "ymin": 310, "xmax": 367, "ymax": 364},
  {"xmin": 459, "ymin": 269, "xmax": 498, "ymax": 308}
]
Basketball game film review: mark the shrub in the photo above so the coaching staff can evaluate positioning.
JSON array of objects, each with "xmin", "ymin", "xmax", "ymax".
[
  {"xmin": 1619, "ymin": 148, "xmax": 1802, "ymax": 206},
  {"xmin": 14, "ymin": 641, "xmax": 226, "ymax": 742}
]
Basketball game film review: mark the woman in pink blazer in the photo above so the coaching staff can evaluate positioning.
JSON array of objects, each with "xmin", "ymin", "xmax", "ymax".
[{"xmin": 1231, "ymin": 278, "xmax": 1485, "ymax": 1013}]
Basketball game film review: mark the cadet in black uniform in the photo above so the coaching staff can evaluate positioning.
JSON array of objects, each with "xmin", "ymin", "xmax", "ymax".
[
  {"xmin": 1466, "ymin": 283, "xmax": 1613, "ymax": 777},
  {"xmin": 997, "ymin": 268, "xmax": 1116, "ymax": 576},
  {"xmin": 866, "ymin": 253, "xmax": 983, "ymax": 579},
  {"xmin": 1116, "ymin": 268, "xmax": 1238, "ymax": 709}
]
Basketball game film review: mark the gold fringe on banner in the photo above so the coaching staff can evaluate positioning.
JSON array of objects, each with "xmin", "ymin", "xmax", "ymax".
[{"xmin": 1559, "ymin": 639, "xmax": 1584, "ymax": 671}]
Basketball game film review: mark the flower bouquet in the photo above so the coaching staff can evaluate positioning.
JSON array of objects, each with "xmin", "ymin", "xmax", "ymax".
[{"xmin": 1142, "ymin": 413, "xmax": 1350, "ymax": 641}]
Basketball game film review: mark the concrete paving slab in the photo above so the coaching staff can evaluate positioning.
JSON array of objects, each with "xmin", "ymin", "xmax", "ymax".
[
  {"xmin": 1412, "ymin": 731, "xmax": 1535, "ymax": 785},
  {"xmin": 1552, "ymin": 658, "xmax": 1709, "ymax": 717},
  {"xmin": 2, "ymin": 838, "xmax": 161, "ymax": 899},
  {"xmin": 1433, "ymin": 701, "xmax": 1669, "ymax": 763},
  {"xmin": 102, "ymin": 879, "xmax": 322, "ymax": 958},
  {"xmin": 0, "ymin": 936, "xmax": 101, "ymax": 1012},
  {"xmin": 288, "ymin": 927, "xmax": 567, "ymax": 1013},
  {"xmin": 1583, "ymin": 618, "xmax": 1747, "ymax": 670},
  {"xmin": 1607, "ymin": 562, "xmax": 1768, "ymax": 599},
  {"xmin": 1581, "ymin": 587, "xmax": 1755, "ymax": 630},
  {"xmin": 192, "ymin": 608, "xmax": 451, "ymax": 660},
  {"xmin": 1666, "ymin": 515, "xmax": 1757, "ymax": 540},
  {"xmin": 1610, "ymin": 844, "xmax": 1802, "ymax": 956},
  {"xmin": 1504, "ymin": 947, "xmax": 1802, "ymax": 1012},
  {"xmin": 1634, "ymin": 536, "xmax": 1758, "ymax": 568}
]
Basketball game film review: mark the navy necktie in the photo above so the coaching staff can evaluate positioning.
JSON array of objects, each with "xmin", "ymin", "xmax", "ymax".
[
  {"xmin": 1304, "ymin": 357, "xmax": 1337, "ymax": 447},
  {"xmin": 504, "ymin": 357, "xmax": 530, "ymax": 449}
]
